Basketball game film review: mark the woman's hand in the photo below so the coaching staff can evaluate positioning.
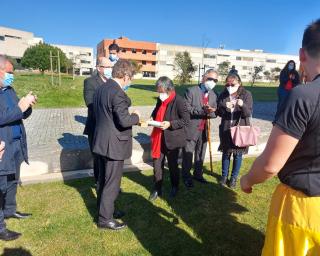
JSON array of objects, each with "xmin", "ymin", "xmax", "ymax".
[
  {"xmin": 226, "ymin": 102, "xmax": 233, "ymax": 109},
  {"xmin": 160, "ymin": 121, "xmax": 171, "ymax": 130},
  {"xmin": 237, "ymin": 99, "xmax": 243, "ymax": 107}
]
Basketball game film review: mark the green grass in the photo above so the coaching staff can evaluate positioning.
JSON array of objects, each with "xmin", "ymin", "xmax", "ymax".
[
  {"xmin": 0, "ymin": 158, "xmax": 279, "ymax": 256},
  {"xmin": 14, "ymin": 73, "xmax": 278, "ymax": 108}
]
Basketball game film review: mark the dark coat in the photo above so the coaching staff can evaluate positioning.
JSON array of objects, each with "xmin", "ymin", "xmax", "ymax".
[
  {"xmin": 216, "ymin": 87, "xmax": 253, "ymax": 154},
  {"xmin": 0, "ymin": 87, "xmax": 31, "ymax": 175},
  {"xmin": 92, "ymin": 79, "xmax": 139, "ymax": 160},
  {"xmin": 151, "ymin": 94, "xmax": 189, "ymax": 150},
  {"xmin": 83, "ymin": 72, "xmax": 105, "ymax": 136},
  {"xmin": 279, "ymin": 69, "xmax": 300, "ymax": 88},
  {"xmin": 184, "ymin": 85, "xmax": 217, "ymax": 141}
]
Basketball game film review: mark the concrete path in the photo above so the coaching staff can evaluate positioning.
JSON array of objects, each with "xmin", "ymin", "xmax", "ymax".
[{"xmin": 20, "ymin": 102, "xmax": 277, "ymax": 184}]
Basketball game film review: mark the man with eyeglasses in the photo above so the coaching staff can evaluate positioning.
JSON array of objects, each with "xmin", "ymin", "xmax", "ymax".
[
  {"xmin": 182, "ymin": 69, "xmax": 218, "ymax": 188},
  {"xmin": 83, "ymin": 57, "xmax": 113, "ymax": 184},
  {"xmin": 93, "ymin": 59, "xmax": 140, "ymax": 230}
]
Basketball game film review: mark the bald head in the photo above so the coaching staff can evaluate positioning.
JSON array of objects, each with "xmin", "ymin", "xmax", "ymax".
[{"xmin": 97, "ymin": 57, "xmax": 113, "ymax": 68}]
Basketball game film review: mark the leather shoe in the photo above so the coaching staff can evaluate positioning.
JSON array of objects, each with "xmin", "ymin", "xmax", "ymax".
[
  {"xmin": 169, "ymin": 187, "xmax": 179, "ymax": 198},
  {"xmin": 5, "ymin": 211, "xmax": 32, "ymax": 219},
  {"xmin": 0, "ymin": 229, "xmax": 21, "ymax": 241},
  {"xmin": 219, "ymin": 176, "xmax": 228, "ymax": 186},
  {"xmin": 113, "ymin": 210, "xmax": 125, "ymax": 219},
  {"xmin": 193, "ymin": 176, "xmax": 208, "ymax": 184},
  {"xmin": 97, "ymin": 219, "xmax": 127, "ymax": 230},
  {"xmin": 228, "ymin": 178, "xmax": 237, "ymax": 189}
]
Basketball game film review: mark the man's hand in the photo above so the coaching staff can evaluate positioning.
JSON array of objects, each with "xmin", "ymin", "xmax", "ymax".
[
  {"xmin": 160, "ymin": 121, "xmax": 170, "ymax": 130},
  {"xmin": 237, "ymin": 99, "xmax": 243, "ymax": 107},
  {"xmin": 204, "ymin": 105, "xmax": 216, "ymax": 114},
  {"xmin": 18, "ymin": 97, "xmax": 31, "ymax": 112},
  {"xmin": 25, "ymin": 91, "xmax": 37, "ymax": 106},
  {"xmin": 132, "ymin": 110, "xmax": 141, "ymax": 119},
  {"xmin": 240, "ymin": 174, "xmax": 253, "ymax": 194},
  {"xmin": 226, "ymin": 102, "xmax": 233, "ymax": 109},
  {"xmin": 0, "ymin": 141, "xmax": 5, "ymax": 161}
]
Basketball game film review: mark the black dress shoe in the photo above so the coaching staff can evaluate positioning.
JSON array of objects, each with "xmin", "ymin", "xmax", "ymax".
[
  {"xmin": 97, "ymin": 219, "xmax": 127, "ymax": 230},
  {"xmin": 0, "ymin": 229, "xmax": 21, "ymax": 241},
  {"xmin": 193, "ymin": 176, "xmax": 208, "ymax": 184},
  {"xmin": 113, "ymin": 210, "xmax": 125, "ymax": 219},
  {"xmin": 149, "ymin": 191, "xmax": 160, "ymax": 201},
  {"xmin": 169, "ymin": 187, "xmax": 179, "ymax": 198},
  {"xmin": 228, "ymin": 178, "xmax": 237, "ymax": 189},
  {"xmin": 5, "ymin": 211, "xmax": 32, "ymax": 220},
  {"xmin": 184, "ymin": 179, "xmax": 194, "ymax": 189}
]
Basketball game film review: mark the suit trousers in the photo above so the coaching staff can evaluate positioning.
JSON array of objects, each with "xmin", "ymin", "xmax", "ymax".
[
  {"xmin": 182, "ymin": 130, "xmax": 207, "ymax": 181},
  {"xmin": 88, "ymin": 133, "xmax": 101, "ymax": 183},
  {"xmin": 4, "ymin": 139, "xmax": 24, "ymax": 217},
  {"xmin": 97, "ymin": 157, "xmax": 123, "ymax": 224},
  {"xmin": 153, "ymin": 147, "xmax": 180, "ymax": 191}
]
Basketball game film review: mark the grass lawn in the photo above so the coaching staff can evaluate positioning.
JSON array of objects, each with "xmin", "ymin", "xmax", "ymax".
[
  {"xmin": 0, "ymin": 158, "xmax": 278, "ymax": 256},
  {"xmin": 14, "ymin": 74, "xmax": 279, "ymax": 108}
]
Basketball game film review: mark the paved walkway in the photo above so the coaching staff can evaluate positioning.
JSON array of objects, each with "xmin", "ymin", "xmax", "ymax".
[{"xmin": 20, "ymin": 102, "xmax": 277, "ymax": 183}]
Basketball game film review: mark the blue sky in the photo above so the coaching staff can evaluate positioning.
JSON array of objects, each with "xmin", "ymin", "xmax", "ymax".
[{"xmin": 1, "ymin": 0, "xmax": 319, "ymax": 55}]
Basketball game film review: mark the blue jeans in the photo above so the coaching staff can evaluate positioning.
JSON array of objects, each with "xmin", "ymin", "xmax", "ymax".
[{"xmin": 221, "ymin": 152, "xmax": 243, "ymax": 180}]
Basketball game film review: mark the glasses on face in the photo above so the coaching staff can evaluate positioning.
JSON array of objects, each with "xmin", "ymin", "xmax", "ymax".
[
  {"xmin": 226, "ymin": 83, "xmax": 238, "ymax": 87},
  {"xmin": 206, "ymin": 77, "xmax": 218, "ymax": 83}
]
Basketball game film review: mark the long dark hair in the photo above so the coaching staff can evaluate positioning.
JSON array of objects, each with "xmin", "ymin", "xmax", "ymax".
[{"xmin": 283, "ymin": 60, "xmax": 296, "ymax": 72}]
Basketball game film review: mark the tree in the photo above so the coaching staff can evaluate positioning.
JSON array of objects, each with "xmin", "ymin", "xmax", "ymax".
[
  {"xmin": 130, "ymin": 60, "xmax": 143, "ymax": 74},
  {"xmin": 270, "ymin": 67, "xmax": 281, "ymax": 84},
  {"xmin": 174, "ymin": 51, "xmax": 196, "ymax": 84},
  {"xmin": 217, "ymin": 61, "xmax": 231, "ymax": 80},
  {"xmin": 263, "ymin": 70, "xmax": 272, "ymax": 85},
  {"xmin": 21, "ymin": 43, "xmax": 70, "ymax": 74},
  {"xmin": 249, "ymin": 66, "xmax": 264, "ymax": 86}
]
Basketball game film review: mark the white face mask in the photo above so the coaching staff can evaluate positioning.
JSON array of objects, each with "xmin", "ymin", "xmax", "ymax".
[
  {"xmin": 204, "ymin": 80, "xmax": 216, "ymax": 91},
  {"xmin": 159, "ymin": 93, "xmax": 169, "ymax": 101},
  {"xmin": 227, "ymin": 84, "xmax": 240, "ymax": 95}
]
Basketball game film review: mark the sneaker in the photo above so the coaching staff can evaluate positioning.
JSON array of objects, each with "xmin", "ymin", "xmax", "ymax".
[
  {"xmin": 219, "ymin": 176, "xmax": 228, "ymax": 186},
  {"xmin": 228, "ymin": 178, "xmax": 237, "ymax": 189}
]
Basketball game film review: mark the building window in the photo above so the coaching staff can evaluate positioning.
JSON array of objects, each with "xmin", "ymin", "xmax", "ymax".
[
  {"xmin": 266, "ymin": 59, "xmax": 276, "ymax": 63},
  {"xmin": 204, "ymin": 54, "xmax": 216, "ymax": 59},
  {"xmin": 132, "ymin": 48, "xmax": 137, "ymax": 53},
  {"xmin": 142, "ymin": 61, "xmax": 146, "ymax": 65},
  {"xmin": 143, "ymin": 71, "xmax": 155, "ymax": 78},
  {"xmin": 217, "ymin": 54, "xmax": 230, "ymax": 57},
  {"xmin": 0, "ymin": 36, "xmax": 5, "ymax": 41},
  {"xmin": 5, "ymin": 34, "xmax": 22, "ymax": 40},
  {"xmin": 242, "ymin": 57, "xmax": 253, "ymax": 61},
  {"xmin": 167, "ymin": 51, "xmax": 174, "ymax": 56},
  {"xmin": 121, "ymin": 48, "xmax": 126, "ymax": 53},
  {"xmin": 142, "ymin": 50, "xmax": 147, "ymax": 54},
  {"xmin": 80, "ymin": 60, "xmax": 91, "ymax": 64},
  {"xmin": 152, "ymin": 51, "xmax": 157, "ymax": 55},
  {"xmin": 87, "ymin": 52, "xmax": 92, "ymax": 56},
  {"xmin": 160, "ymin": 61, "xmax": 166, "ymax": 65},
  {"xmin": 152, "ymin": 61, "xmax": 156, "ymax": 65},
  {"xmin": 236, "ymin": 56, "xmax": 242, "ymax": 60}
]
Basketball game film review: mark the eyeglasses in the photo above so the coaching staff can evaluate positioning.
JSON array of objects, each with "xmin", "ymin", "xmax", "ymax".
[
  {"xmin": 226, "ymin": 83, "xmax": 238, "ymax": 87},
  {"xmin": 206, "ymin": 77, "xmax": 218, "ymax": 83}
]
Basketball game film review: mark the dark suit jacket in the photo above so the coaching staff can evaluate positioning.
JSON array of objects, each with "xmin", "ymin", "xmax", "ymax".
[
  {"xmin": 151, "ymin": 94, "xmax": 189, "ymax": 150},
  {"xmin": 92, "ymin": 79, "xmax": 139, "ymax": 160},
  {"xmin": 83, "ymin": 72, "xmax": 105, "ymax": 136},
  {"xmin": 184, "ymin": 85, "xmax": 217, "ymax": 141},
  {"xmin": 0, "ymin": 87, "xmax": 31, "ymax": 175}
]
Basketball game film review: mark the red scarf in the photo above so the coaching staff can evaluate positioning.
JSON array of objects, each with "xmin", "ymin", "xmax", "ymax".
[
  {"xmin": 151, "ymin": 91, "xmax": 176, "ymax": 159},
  {"xmin": 198, "ymin": 92, "xmax": 209, "ymax": 131}
]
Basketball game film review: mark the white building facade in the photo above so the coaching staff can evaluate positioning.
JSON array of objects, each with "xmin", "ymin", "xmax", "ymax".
[
  {"xmin": 156, "ymin": 43, "xmax": 299, "ymax": 82},
  {"xmin": 52, "ymin": 44, "xmax": 94, "ymax": 75},
  {"xmin": 0, "ymin": 26, "xmax": 43, "ymax": 59}
]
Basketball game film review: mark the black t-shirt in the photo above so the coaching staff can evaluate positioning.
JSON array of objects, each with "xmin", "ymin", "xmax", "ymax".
[{"xmin": 274, "ymin": 75, "xmax": 320, "ymax": 196}]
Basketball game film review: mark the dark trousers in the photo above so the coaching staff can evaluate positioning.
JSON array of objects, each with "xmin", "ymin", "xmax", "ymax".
[
  {"xmin": 0, "ymin": 175, "xmax": 12, "ymax": 232},
  {"xmin": 3, "ymin": 140, "xmax": 24, "ymax": 217},
  {"xmin": 97, "ymin": 157, "xmax": 123, "ymax": 224},
  {"xmin": 153, "ymin": 148, "xmax": 180, "ymax": 192},
  {"xmin": 182, "ymin": 130, "xmax": 207, "ymax": 181},
  {"xmin": 88, "ymin": 133, "xmax": 101, "ymax": 183}
]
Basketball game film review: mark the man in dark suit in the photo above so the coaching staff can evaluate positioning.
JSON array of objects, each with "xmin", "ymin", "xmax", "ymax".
[
  {"xmin": 182, "ymin": 69, "xmax": 218, "ymax": 188},
  {"xmin": 93, "ymin": 59, "xmax": 140, "ymax": 230},
  {"xmin": 0, "ymin": 55, "xmax": 36, "ymax": 241},
  {"xmin": 83, "ymin": 57, "xmax": 113, "ymax": 183}
]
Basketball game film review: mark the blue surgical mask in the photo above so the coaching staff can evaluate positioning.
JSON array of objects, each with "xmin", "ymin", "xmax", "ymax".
[
  {"xmin": 109, "ymin": 54, "xmax": 119, "ymax": 62},
  {"xmin": 2, "ymin": 73, "xmax": 14, "ymax": 87},
  {"xmin": 103, "ymin": 68, "xmax": 112, "ymax": 79},
  {"xmin": 123, "ymin": 82, "xmax": 131, "ymax": 92}
]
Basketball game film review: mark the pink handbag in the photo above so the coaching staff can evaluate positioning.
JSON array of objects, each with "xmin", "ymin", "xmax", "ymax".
[{"xmin": 230, "ymin": 117, "xmax": 261, "ymax": 147}]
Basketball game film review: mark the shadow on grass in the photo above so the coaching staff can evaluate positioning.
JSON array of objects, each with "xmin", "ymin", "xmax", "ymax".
[
  {"xmin": 2, "ymin": 247, "xmax": 32, "ymax": 256},
  {"xmin": 124, "ymin": 169, "xmax": 265, "ymax": 255}
]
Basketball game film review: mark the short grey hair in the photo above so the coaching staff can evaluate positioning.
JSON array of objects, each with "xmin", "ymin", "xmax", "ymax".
[
  {"xmin": 203, "ymin": 68, "xmax": 218, "ymax": 77},
  {"xmin": 112, "ymin": 59, "xmax": 135, "ymax": 79},
  {"xmin": 155, "ymin": 76, "xmax": 174, "ymax": 91}
]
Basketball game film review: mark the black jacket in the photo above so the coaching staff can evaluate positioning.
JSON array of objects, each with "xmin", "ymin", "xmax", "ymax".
[
  {"xmin": 0, "ymin": 87, "xmax": 31, "ymax": 175},
  {"xmin": 92, "ymin": 79, "xmax": 139, "ymax": 160},
  {"xmin": 151, "ymin": 94, "xmax": 189, "ymax": 150},
  {"xmin": 216, "ymin": 87, "xmax": 253, "ymax": 153},
  {"xmin": 83, "ymin": 72, "xmax": 105, "ymax": 136}
]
